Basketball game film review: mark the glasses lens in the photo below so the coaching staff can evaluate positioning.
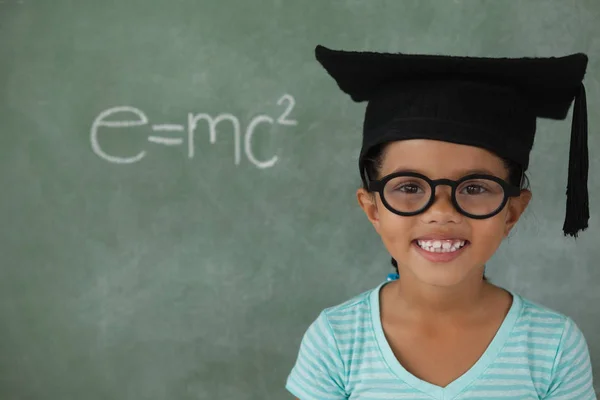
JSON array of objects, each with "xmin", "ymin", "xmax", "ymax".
[
  {"xmin": 456, "ymin": 178, "xmax": 505, "ymax": 216},
  {"xmin": 383, "ymin": 176, "xmax": 431, "ymax": 213}
]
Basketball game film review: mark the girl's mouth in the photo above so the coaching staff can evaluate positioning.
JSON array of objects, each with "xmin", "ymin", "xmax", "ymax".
[{"xmin": 411, "ymin": 239, "xmax": 470, "ymax": 263}]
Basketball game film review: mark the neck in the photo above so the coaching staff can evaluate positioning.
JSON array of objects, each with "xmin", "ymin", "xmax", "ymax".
[{"xmin": 389, "ymin": 271, "xmax": 491, "ymax": 323}]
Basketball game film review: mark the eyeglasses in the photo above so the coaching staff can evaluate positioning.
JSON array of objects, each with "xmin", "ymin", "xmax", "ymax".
[{"xmin": 368, "ymin": 172, "xmax": 521, "ymax": 219}]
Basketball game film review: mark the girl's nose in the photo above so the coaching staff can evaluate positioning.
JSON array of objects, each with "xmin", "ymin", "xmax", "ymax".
[{"xmin": 420, "ymin": 186, "xmax": 462, "ymax": 224}]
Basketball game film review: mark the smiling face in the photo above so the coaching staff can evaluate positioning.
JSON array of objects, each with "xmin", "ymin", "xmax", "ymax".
[{"xmin": 357, "ymin": 139, "xmax": 532, "ymax": 287}]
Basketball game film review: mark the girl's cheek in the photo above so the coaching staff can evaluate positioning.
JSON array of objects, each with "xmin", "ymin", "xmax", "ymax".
[{"xmin": 380, "ymin": 217, "xmax": 415, "ymax": 245}]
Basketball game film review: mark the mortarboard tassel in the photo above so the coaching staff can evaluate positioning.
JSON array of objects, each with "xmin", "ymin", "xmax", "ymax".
[{"xmin": 563, "ymin": 83, "xmax": 589, "ymax": 237}]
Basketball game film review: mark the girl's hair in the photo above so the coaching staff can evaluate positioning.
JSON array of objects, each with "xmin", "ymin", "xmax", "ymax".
[{"xmin": 362, "ymin": 143, "xmax": 531, "ymax": 282}]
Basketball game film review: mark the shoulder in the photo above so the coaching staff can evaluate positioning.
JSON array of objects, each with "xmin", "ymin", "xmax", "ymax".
[
  {"xmin": 286, "ymin": 284, "xmax": 381, "ymax": 399},
  {"xmin": 517, "ymin": 292, "xmax": 568, "ymax": 321},
  {"xmin": 300, "ymin": 283, "xmax": 378, "ymax": 339},
  {"xmin": 509, "ymin": 291, "xmax": 595, "ymax": 398},
  {"xmin": 517, "ymin": 291, "xmax": 593, "ymax": 351},
  {"xmin": 513, "ymin": 291, "xmax": 586, "ymax": 344},
  {"xmin": 301, "ymin": 283, "xmax": 380, "ymax": 355},
  {"xmin": 515, "ymin": 291, "xmax": 580, "ymax": 333},
  {"xmin": 319, "ymin": 284, "xmax": 377, "ymax": 333}
]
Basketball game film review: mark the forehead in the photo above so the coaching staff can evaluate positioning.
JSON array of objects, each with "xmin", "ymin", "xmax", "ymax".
[{"xmin": 380, "ymin": 139, "xmax": 507, "ymax": 177}]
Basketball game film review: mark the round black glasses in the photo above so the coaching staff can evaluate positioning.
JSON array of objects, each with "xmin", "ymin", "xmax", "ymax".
[{"xmin": 368, "ymin": 172, "xmax": 522, "ymax": 219}]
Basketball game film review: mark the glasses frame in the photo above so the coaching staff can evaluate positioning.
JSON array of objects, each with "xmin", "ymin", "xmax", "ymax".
[{"xmin": 368, "ymin": 171, "xmax": 522, "ymax": 219}]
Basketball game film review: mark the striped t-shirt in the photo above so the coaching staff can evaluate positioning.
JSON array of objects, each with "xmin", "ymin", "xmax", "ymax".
[{"xmin": 286, "ymin": 279, "xmax": 596, "ymax": 399}]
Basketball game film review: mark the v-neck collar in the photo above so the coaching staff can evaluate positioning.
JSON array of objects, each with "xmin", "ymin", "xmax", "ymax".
[{"xmin": 369, "ymin": 280, "xmax": 522, "ymax": 400}]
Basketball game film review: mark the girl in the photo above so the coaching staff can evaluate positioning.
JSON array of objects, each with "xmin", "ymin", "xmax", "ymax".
[{"xmin": 285, "ymin": 45, "xmax": 596, "ymax": 399}]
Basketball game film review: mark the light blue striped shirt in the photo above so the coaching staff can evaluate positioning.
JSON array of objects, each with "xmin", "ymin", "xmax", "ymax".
[{"xmin": 286, "ymin": 279, "xmax": 596, "ymax": 399}]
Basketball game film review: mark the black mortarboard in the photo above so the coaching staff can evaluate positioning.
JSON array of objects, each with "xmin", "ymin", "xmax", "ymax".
[{"xmin": 315, "ymin": 44, "xmax": 590, "ymax": 237}]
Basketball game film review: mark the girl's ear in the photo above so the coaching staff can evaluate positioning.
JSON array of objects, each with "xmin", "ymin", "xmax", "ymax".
[
  {"xmin": 504, "ymin": 189, "xmax": 533, "ymax": 236},
  {"xmin": 357, "ymin": 188, "xmax": 381, "ymax": 233}
]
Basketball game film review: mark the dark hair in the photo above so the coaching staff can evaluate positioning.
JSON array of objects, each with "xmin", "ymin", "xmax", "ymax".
[{"xmin": 362, "ymin": 143, "xmax": 530, "ymax": 282}]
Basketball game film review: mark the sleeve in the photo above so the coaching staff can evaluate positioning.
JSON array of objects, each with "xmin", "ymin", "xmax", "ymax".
[
  {"xmin": 285, "ymin": 311, "xmax": 348, "ymax": 400},
  {"xmin": 543, "ymin": 317, "xmax": 597, "ymax": 399}
]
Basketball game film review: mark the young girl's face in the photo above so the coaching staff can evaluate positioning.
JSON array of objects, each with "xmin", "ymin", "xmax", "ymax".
[{"xmin": 357, "ymin": 139, "xmax": 532, "ymax": 286}]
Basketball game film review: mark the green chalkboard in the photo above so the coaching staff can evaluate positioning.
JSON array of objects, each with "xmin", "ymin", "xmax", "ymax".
[{"xmin": 0, "ymin": 0, "xmax": 598, "ymax": 398}]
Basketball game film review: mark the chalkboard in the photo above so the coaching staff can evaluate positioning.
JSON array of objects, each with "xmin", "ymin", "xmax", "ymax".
[{"xmin": 0, "ymin": 0, "xmax": 598, "ymax": 398}]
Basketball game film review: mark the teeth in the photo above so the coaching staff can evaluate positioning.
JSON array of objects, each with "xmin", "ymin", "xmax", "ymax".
[{"xmin": 416, "ymin": 239, "xmax": 466, "ymax": 253}]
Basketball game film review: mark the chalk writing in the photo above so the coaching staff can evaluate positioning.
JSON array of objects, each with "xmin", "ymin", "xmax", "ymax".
[
  {"xmin": 90, "ymin": 94, "xmax": 297, "ymax": 169},
  {"xmin": 152, "ymin": 124, "xmax": 184, "ymax": 132},
  {"xmin": 276, "ymin": 94, "xmax": 298, "ymax": 126},
  {"xmin": 147, "ymin": 136, "xmax": 183, "ymax": 145},
  {"xmin": 90, "ymin": 106, "xmax": 147, "ymax": 164}
]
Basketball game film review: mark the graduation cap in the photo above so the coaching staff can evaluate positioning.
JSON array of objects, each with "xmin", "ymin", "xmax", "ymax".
[{"xmin": 315, "ymin": 44, "xmax": 590, "ymax": 237}]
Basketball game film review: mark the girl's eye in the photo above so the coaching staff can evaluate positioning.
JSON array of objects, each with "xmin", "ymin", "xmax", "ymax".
[
  {"xmin": 386, "ymin": 177, "xmax": 429, "ymax": 194},
  {"xmin": 396, "ymin": 184, "xmax": 423, "ymax": 193},
  {"xmin": 463, "ymin": 184, "xmax": 487, "ymax": 195}
]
